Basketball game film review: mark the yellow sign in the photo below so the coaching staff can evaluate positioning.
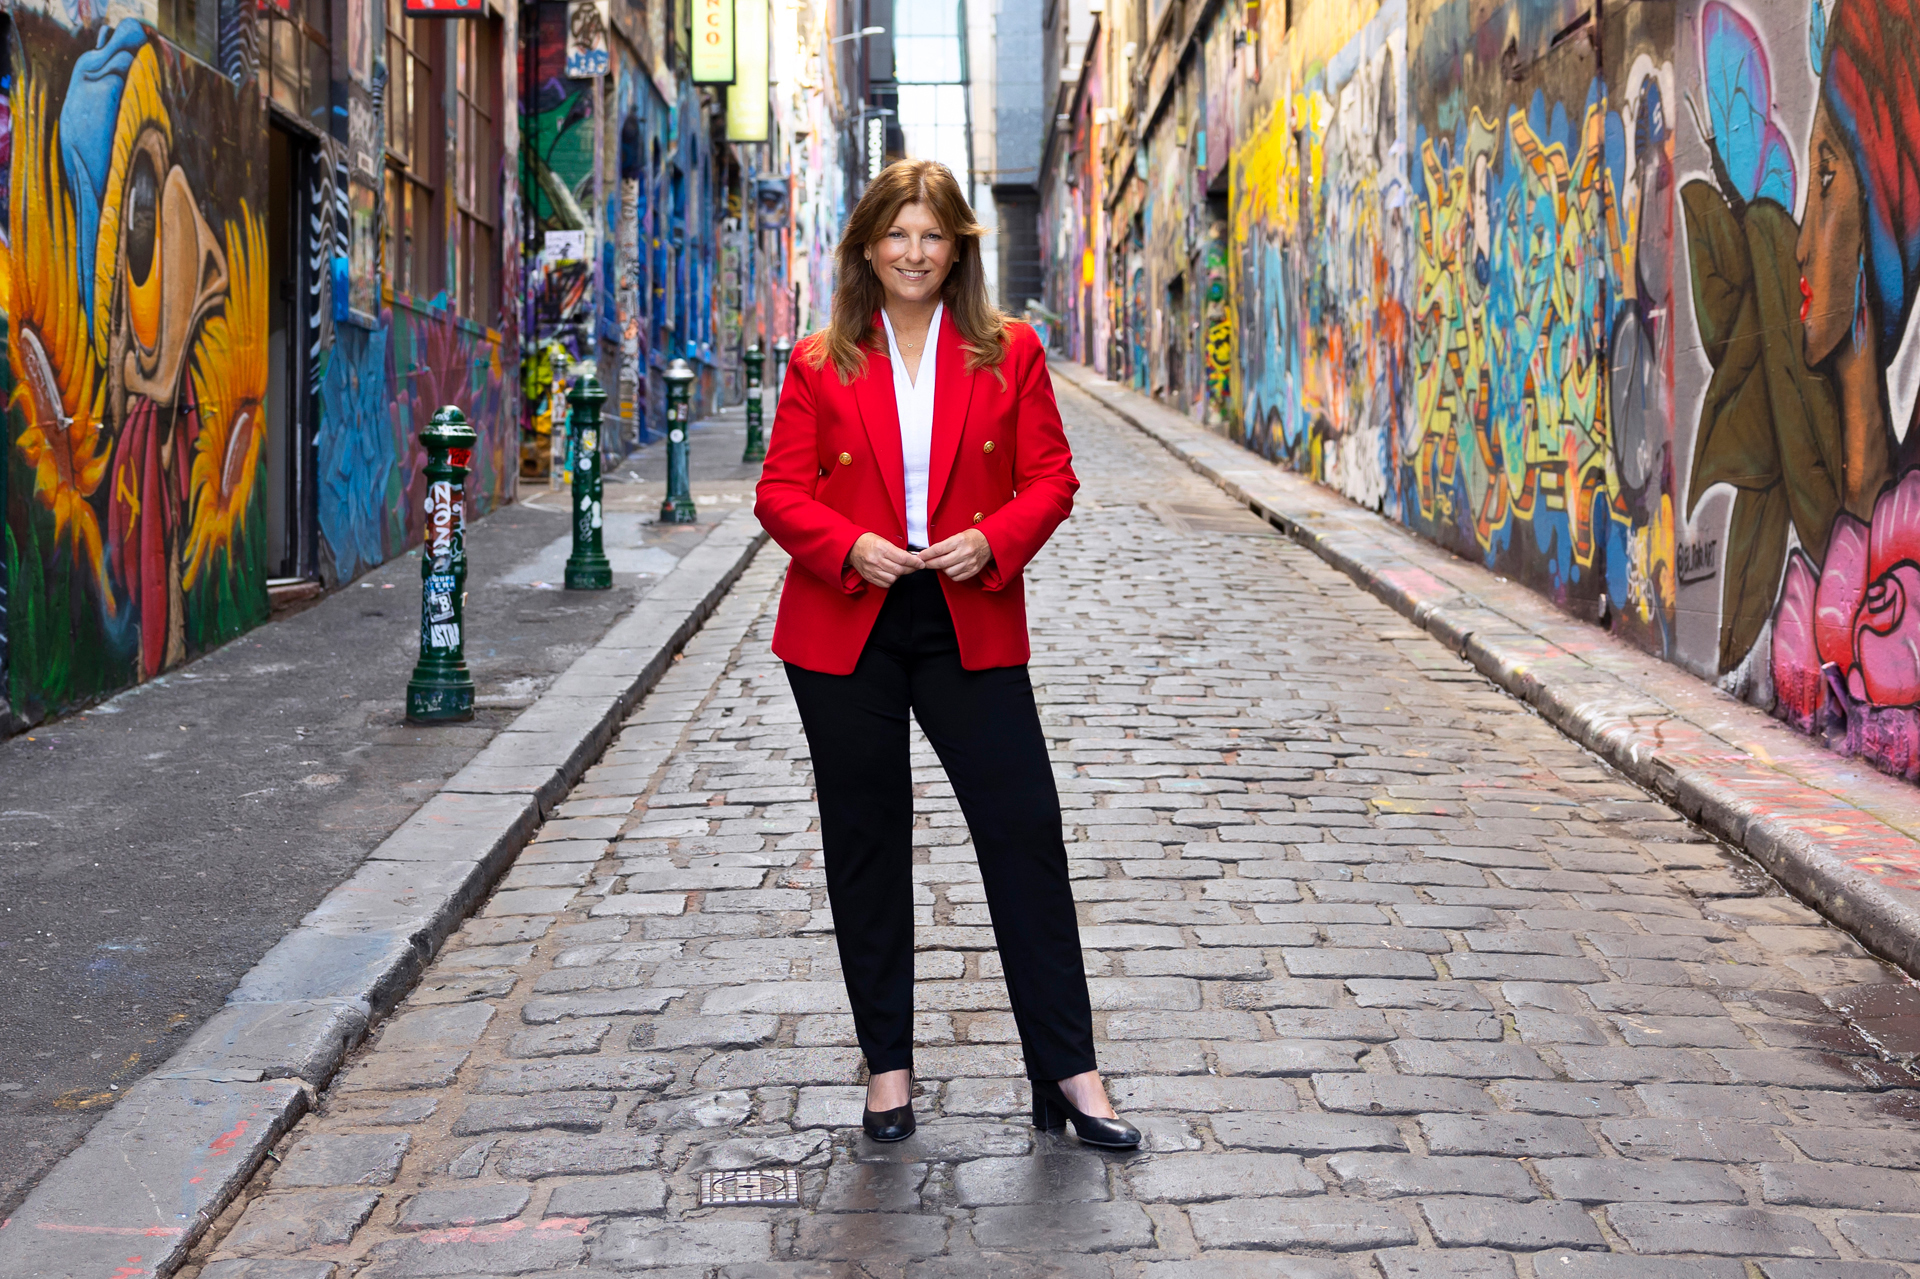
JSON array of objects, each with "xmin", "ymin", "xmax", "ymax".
[
  {"xmin": 725, "ymin": 0, "xmax": 768, "ymax": 141},
  {"xmin": 691, "ymin": 0, "xmax": 734, "ymax": 83}
]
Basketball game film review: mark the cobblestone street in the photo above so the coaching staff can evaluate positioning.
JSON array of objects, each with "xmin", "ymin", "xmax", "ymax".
[{"xmin": 190, "ymin": 377, "xmax": 1920, "ymax": 1277}]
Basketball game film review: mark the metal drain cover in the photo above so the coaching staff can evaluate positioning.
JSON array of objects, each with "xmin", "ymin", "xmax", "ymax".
[{"xmin": 700, "ymin": 1167, "xmax": 800, "ymax": 1206}]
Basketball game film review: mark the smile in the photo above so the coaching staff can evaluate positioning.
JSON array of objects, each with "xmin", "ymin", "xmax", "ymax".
[{"xmin": 1800, "ymin": 276, "xmax": 1813, "ymax": 323}]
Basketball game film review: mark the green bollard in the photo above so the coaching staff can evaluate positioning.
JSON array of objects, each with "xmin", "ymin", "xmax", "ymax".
[
  {"xmin": 406, "ymin": 406, "xmax": 478, "ymax": 723},
  {"xmin": 742, "ymin": 342, "xmax": 767, "ymax": 463},
  {"xmin": 564, "ymin": 375, "xmax": 613, "ymax": 590},
  {"xmin": 661, "ymin": 358, "xmax": 698, "ymax": 524}
]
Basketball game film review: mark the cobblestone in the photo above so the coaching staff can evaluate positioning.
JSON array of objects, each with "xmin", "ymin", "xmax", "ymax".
[{"xmin": 191, "ymin": 383, "xmax": 1920, "ymax": 1274}]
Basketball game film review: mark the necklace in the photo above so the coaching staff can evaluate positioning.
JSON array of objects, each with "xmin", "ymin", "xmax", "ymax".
[{"xmin": 886, "ymin": 308, "xmax": 932, "ymax": 352}]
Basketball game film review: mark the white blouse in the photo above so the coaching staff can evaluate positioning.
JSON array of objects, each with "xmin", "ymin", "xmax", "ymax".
[{"xmin": 880, "ymin": 302, "xmax": 941, "ymax": 549}]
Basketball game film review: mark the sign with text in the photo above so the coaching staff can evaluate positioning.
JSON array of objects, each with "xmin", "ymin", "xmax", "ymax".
[
  {"xmin": 403, "ymin": 0, "xmax": 484, "ymax": 18},
  {"xmin": 690, "ymin": 0, "xmax": 735, "ymax": 83},
  {"xmin": 724, "ymin": 0, "xmax": 767, "ymax": 140}
]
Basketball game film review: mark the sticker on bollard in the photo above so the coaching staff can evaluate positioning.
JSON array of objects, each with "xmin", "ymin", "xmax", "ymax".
[
  {"xmin": 564, "ymin": 375, "xmax": 613, "ymax": 590},
  {"xmin": 407, "ymin": 406, "xmax": 478, "ymax": 722}
]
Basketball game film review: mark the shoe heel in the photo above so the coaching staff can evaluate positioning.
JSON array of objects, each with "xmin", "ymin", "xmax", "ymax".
[{"xmin": 1031, "ymin": 1094, "xmax": 1065, "ymax": 1130}]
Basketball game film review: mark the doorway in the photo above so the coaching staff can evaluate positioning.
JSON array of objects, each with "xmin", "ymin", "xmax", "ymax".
[{"xmin": 265, "ymin": 122, "xmax": 320, "ymax": 583}]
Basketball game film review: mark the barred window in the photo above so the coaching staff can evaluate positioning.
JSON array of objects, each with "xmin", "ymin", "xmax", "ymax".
[
  {"xmin": 385, "ymin": 0, "xmax": 438, "ymax": 297},
  {"xmin": 452, "ymin": 17, "xmax": 499, "ymax": 321}
]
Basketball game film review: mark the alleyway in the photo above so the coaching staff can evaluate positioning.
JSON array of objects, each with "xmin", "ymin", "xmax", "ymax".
[{"xmin": 189, "ymin": 377, "xmax": 1920, "ymax": 1276}]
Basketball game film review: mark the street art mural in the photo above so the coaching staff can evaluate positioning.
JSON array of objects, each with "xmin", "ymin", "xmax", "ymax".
[
  {"xmin": 314, "ymin": 301, "xmax": 510, "ymax": 581},
  {"xmin": 1231, "ymin": 0, "xmax": 1411, "ymax": 515},
  {"xmin": 4, "ymin": 17, "xmax": 268, "ymax": 720},
  {"xmin": 1694, "ymin": 0, "xmax": 1920, "ymax": 780},
  {"xmin": 1039, "ymin": 0, "xmax": 1920, "ymax": 786},
  {"xmin": 1403, "ymin": 0, "xmax": 1682, "ymax": 657}
]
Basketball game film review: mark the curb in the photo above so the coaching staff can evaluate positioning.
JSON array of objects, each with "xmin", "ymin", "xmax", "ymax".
[
  {"xmin": 1054, "ymin": 362, "xmax": 1920, "ymax": 982},
  {"xmin": 0, "ymin": 509, "xmax": 769, "ymax": 1279}
]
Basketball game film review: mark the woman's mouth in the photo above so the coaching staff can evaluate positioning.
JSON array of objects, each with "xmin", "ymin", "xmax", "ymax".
[
  {"xmin": 1801, "ymin": 276, "xmax": 1813, "ymax": 323},
  {"xmin": 896, "ymin": 269, "xmax": 930, "ymax": 282}
]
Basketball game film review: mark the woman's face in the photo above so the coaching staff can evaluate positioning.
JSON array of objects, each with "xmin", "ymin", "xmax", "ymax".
[
  {"xmin": 866, "ymin": 201, "xmax": 955, "ymax": 307},
  {"xmin": 1798, "ymin": 101, "xmax": 1869, "ymax": 364}
]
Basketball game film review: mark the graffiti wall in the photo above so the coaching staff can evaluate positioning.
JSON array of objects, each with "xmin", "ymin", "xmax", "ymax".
[
  {"xmin": 1406, "ymin": 0, "xmax": 1680, "ymax": 652},
  {"xmin": 315, "ymin": 302, "xmax": 511, "ymax": 583},
  {"xmin": 1040, "ymin": 0, "xmax": 1920, "ymax": 784},
  {"xmin": 4, "ymin": 15, "xmax": 268, "ymax": 720},
  {"xmin": 1232, "ymin": 0, "xmax": 1412, "ymax": 515},
  {"xmin": 4, "ymin": 3, "xmax": 520, "ymax": 727}
]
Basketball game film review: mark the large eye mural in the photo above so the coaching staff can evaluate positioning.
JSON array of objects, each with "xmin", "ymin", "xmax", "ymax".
[{"xmin": 5, "ymin": 18, "xmax": 266, "ymax": 713}]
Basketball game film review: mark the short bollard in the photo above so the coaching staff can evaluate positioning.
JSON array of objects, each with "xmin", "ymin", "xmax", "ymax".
[
  {"xmin": 406, "ymin": 406, "xmax": 477, "ymax": 723},
  {"xmin": 564, "ymin": 375, "xmax": 613, "ymax": 590},
  {"xmin": 772, "ymin": 335, "xmax": 792, "ymax": 400},
  {"xmin": 661, "ymin": 357, "xmax": 698, "ymax": 524},
  {"xmin": 742, "ymin": 342, "xmax": 767, "ymax": 463}
]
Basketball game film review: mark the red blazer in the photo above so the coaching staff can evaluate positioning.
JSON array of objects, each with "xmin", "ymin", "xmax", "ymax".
[{"xmin": 754, "ymin": 316, "xmax": 1077, "ymax": 674}]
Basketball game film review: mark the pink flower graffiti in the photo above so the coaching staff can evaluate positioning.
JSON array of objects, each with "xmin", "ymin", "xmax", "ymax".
[{"xmin": 1773, "ymin": 469, "xmax": 1920, "ymax": 778}]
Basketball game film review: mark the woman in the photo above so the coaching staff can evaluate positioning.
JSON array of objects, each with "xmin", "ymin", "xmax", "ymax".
[
  {"xmin": 754, "ymin": 160, "xmax": 1137, "ymax": 1150},
  {"xmin": 1796, "ymin": 0, "xmax": 1920, "ymax": 492}
]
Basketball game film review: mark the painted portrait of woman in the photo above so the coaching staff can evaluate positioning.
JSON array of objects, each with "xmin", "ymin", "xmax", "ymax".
[{"xmin": 1764, "ymin": 0, "xmax": 1920, "ymax": 776}]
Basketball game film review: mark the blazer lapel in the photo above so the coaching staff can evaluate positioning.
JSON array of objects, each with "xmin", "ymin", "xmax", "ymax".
[
  {"xmin": 852, "ymin": 316, "xmax": 908, "ymax": 537},
  {"xmin": 926, "ymin": 311, "xmax": 975, "ymax": 518}
]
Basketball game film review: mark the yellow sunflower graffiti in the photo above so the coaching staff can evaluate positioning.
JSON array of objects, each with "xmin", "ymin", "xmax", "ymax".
[
  {"xmin": 6, "ymin": 71, "xmax": 112, "ymax": 601},
  {"xmin": 181, "ymin": 205, "xmax": 268, "ymax": 591}
]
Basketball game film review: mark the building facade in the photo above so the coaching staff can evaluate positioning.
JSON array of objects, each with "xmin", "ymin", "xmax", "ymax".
[
  {"xmin": 1039, "ymin": 0, "xmax": 1920, "ymax": 785},
  {"xmin": 1, "ymin": 0, "xmax": 853, "ymax": 731}
]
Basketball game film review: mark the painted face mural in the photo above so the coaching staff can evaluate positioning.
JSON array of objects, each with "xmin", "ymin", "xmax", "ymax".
[
  {"xmin": 1755, "ymin": 0, "xmax": 1920, "ymax": 779},
  {"xmin": 6, "ymin": 19, "xmax": 267, "ymax": 716}
]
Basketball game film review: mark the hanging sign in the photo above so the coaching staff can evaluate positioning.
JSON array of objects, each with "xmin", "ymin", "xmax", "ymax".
[
  {"xmin": 565, "ymin": 0, "xmax": 610, "ymax": 76},
  {"xmin": 404, "ymin": 0, "xmax": 483, "ymax": 17},
  {"xmin": 691, "ymin": 0, "xmax": 735, "ymax": 83},
  {"xmin": 724, "ymin": 0, "xmax": 767, "ymax": 140}
]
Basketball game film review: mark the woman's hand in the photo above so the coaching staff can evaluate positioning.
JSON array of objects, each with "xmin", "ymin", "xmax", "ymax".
[
  {"xmin": 919, "ymin": 529, "xmax": 994, "ymax": 581},
  {"xmin": 847, "ymin": 532, "xmax": 924, "ymax": 587}
]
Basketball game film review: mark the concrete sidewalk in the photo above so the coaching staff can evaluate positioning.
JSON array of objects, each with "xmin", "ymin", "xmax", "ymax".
[
  {"xmin": 0, "ymin": 407, "xmax": 764, "ymax": 1249},
  {"xmin": 1053, "ymin": 362, "xmax": 1920, "ymax": 984}
]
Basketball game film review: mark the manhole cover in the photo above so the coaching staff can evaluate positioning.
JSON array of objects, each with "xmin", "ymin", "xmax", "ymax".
[{"xmin": 699, "ymin": 1168, "xmax": 800, "ymax": 1205}]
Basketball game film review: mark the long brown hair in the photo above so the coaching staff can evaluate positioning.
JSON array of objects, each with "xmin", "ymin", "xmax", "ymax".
[{"xmin": 804, "ymin": 159, "xmax": 1010, "ymax": 383}]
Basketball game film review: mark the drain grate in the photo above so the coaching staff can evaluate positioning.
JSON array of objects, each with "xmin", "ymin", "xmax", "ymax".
[{"xmin": 699, "ymin": 1167, "xmax": 800, "ymax": 1206}]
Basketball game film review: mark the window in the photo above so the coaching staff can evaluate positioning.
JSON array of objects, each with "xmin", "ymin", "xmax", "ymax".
[
  {"xmin": 155, "ymin": 0, "xmax": 218, "ymax": 67},
  {"xmin": 259, "ymin": 0, "xmax": 330, "ymax": 129},
  {"xmin": 452, "ymin": 18, "xmax": 499, "ymax": 321},
  {"xmin": 895, "ymin": 0, "xmax": 970, "ymax": 180},
  {"xmin": 384, "ymin": 0, "xmax": 438, "ymax": 298}
]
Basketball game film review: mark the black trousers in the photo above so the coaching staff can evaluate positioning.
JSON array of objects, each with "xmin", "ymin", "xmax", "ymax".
[{"xmin": 786, "ymin": 569, "xmax": 1096, "ymax": 1083}]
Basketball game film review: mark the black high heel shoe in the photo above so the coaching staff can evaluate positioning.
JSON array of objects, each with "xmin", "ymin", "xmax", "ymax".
[
  {"xmin": 862, "ymin": 1071, "xmax": 916, "ymax": 1143},
  {"xmin": 1031, "ymin": 1077, "xmax": 1140, "ymax": 1149}
]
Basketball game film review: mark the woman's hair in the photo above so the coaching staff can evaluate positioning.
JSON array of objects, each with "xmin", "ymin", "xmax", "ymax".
[
  {"xmin": 1819, "ymin": 0, "xmax": 1920, "ymax": 347},
  {"xmin": 804, "ymin": 159, "xmax": 1010, "ymax": 382}
]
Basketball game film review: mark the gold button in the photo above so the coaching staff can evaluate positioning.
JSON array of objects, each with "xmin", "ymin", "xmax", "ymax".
[
  {"xmin": 973, "ymin": 512, "xmax": 984, "ymax": 523},
  {"xmin": 982, "ymin": 441, "xmax": 995, "ymax": 453},
  {"xmin": 838, "ymin": 452, "xmax": 852, "ymax": 466}
]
